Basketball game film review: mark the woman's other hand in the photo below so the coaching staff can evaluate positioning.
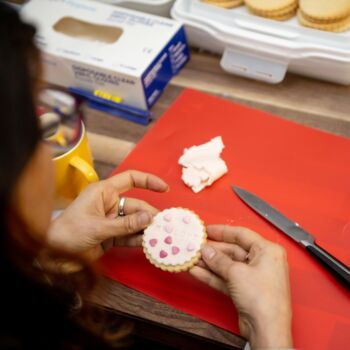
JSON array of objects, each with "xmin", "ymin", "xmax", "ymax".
[{"xmin": 190, "ymin": 225, "xmax": 293, "ymax": 349}]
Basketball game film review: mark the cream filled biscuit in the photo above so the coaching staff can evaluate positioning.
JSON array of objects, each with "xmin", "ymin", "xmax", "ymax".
[
  {"xmin": 201, "ymin": 0, "xmax": 244, "ymax": 9},
  {"xmin": 245, "ymin": 0, "xmax": 298, "ymax": 20},
  {"xmin": 299, "ymin": 0, "xmax": 350, "ymax": 21}
]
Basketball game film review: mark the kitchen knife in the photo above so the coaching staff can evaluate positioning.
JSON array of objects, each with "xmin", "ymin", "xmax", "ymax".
[{"xmin": 232, "ymin": 186, "xmax": 350, "ymax": 290}]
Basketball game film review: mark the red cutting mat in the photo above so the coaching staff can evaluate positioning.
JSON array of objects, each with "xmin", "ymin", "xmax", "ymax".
[{"xmin": 99, "ymin": 89, "xmax": 350, "ymax": 350}]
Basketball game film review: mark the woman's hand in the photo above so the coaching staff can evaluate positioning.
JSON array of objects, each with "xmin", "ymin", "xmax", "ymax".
[
  {"xmin": 46, "ymin": 170, "xmax": 168, "ymax": 263},
  {"xmin": 190, "ymin": 225, "xmax": 293, "ymax": 349}
]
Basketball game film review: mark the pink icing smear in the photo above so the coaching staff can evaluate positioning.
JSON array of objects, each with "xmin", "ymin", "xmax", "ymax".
[
  {"xmin": 164, "ymin": 224, "xmax": 173, "ymax": 233},
  {"xmin": 187, "ymin": 243, "xmax": 195, "ymax": 251},
  {"xmin": 163, "ymin": 213, "xmax": 172, "ymax": 222},
  {"xmin": 183, "ymin": 216, "xmax": 191, "ymax": 224}
]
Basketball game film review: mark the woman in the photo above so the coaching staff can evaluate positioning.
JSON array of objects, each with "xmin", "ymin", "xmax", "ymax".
[{"xmin": 0, "ymin": 3, "xmax": 292, "ymax": 349}]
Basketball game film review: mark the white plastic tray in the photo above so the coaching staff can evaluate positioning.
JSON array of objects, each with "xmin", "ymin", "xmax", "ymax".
[
  {"xmin": 97, "ymin": 0, "xmax": 174, "ymax": 17},
  {"xmin": 172, "ymin": 0, "xmax": 350, "ymax": 84}
]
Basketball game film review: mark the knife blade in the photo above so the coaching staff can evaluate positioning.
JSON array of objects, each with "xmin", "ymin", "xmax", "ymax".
[{"xmin": 232, "ymin": 185, "xmax": 350, "ymax": 290}]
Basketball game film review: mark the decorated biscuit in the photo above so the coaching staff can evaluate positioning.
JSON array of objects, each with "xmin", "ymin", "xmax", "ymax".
[{"xmin": 143, "ymin": 208, "xmax": 207, "ymax": 272}]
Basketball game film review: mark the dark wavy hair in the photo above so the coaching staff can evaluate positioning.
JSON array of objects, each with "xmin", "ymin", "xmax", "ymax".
[{"xmin": 0, "ymin": 4, "xmax": 131, "ymax": 349}]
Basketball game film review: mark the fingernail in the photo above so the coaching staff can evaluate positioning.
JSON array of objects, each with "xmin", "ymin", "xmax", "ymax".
[
  {"xmin": 202, "ymin": 246, "xmax": 216, "ymax": 260},
  {"xmin": 138, "ymin": 212, "xmax": 152, "ymax": 227}
]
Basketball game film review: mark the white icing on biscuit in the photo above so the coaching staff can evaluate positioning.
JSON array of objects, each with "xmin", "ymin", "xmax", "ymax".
[{"xmin": 143, "ymin": 208, "xmax": 205, "ymax": 266}]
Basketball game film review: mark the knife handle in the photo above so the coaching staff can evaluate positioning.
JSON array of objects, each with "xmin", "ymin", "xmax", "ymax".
[{"xmin": 306, "ymin": 243, "xmax": 350, "ymax": 290}]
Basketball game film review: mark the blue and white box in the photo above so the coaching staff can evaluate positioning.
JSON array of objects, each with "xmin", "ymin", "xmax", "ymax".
[{"xmin": 21, "ymin": 0, "xmax": 189, "ymax": 110}]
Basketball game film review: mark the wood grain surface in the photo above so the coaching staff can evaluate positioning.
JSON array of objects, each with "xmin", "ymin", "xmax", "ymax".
[{"xmin": 87, "ymin": 276, "xmax": 246, "ymax": 350}]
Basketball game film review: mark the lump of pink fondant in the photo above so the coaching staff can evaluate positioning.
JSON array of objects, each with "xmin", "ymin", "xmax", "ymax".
[
  {"xmin": 149, "ymin": 239, "xmax": 157, "ymax": 247},
  {"xmin": 160, "ymin": 250, "xmax": 168, "ymax": 258},
  {"xmin": 164, "ymin": 236, "xmax": 172, "ymax": 244}
]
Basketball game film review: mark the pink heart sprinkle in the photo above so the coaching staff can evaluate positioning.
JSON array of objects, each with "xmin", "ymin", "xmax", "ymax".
[
  {"xmin": 163, "ymin": 213, "xmax": 172, "ymax": 222},
  {"xmin": 183, "ymin": 216, "xmax": 191, "ymax": 224},
  {"xmin": 187, "ymin": 243, "xmax": 195, "ymax": 252},
  {"xmin": 172, "ymin": 246, "xmax": 180, "ymax": 255},
  {"xmin": 149, "ymin": 239, "xmax": 157, "ymax": 247},
  {"xmin": 160, "ymin": 250, "xmax": 168, "ymax": 258},
  {"xmin": 164, "ymin": 236, "xmax": 172, "ymax": 244},
  {"xmin": 164, "ymin": 225, "xmax": 173, "ymax": 233}
]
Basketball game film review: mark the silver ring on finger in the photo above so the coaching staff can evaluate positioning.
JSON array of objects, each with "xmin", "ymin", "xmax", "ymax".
[{"xmin": 118, "ymin": 197, "xmax": 127, "ymax": 217}]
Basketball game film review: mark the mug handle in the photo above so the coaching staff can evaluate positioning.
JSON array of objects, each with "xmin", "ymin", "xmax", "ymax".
[{"xmin": 69, "ymin": 156, "xmax": 99, "ymax": 183}]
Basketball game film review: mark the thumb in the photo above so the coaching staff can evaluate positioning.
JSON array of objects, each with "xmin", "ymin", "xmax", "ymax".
[
  {"xmin": 201, "ymin": 245, "xmax": 236, "ymax": 281},
  {"xmin": 96, "ymin": 211, "xmax": 154, "ymax": 242}
]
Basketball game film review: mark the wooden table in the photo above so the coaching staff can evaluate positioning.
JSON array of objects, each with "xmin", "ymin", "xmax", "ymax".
[{"xmin": 85, "ymin": 49, "xmax": 350, "ymax": 349}]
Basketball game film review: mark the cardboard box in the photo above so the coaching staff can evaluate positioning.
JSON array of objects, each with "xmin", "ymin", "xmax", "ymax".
[{"xmin": 21, "ymin": 0, "xmax": 189, "ymax": 110}]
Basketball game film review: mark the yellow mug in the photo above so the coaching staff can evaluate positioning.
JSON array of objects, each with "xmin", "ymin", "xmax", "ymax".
[{"xmin": 53, "ymin": 122, "xmax": 99, "ymax": 208}]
